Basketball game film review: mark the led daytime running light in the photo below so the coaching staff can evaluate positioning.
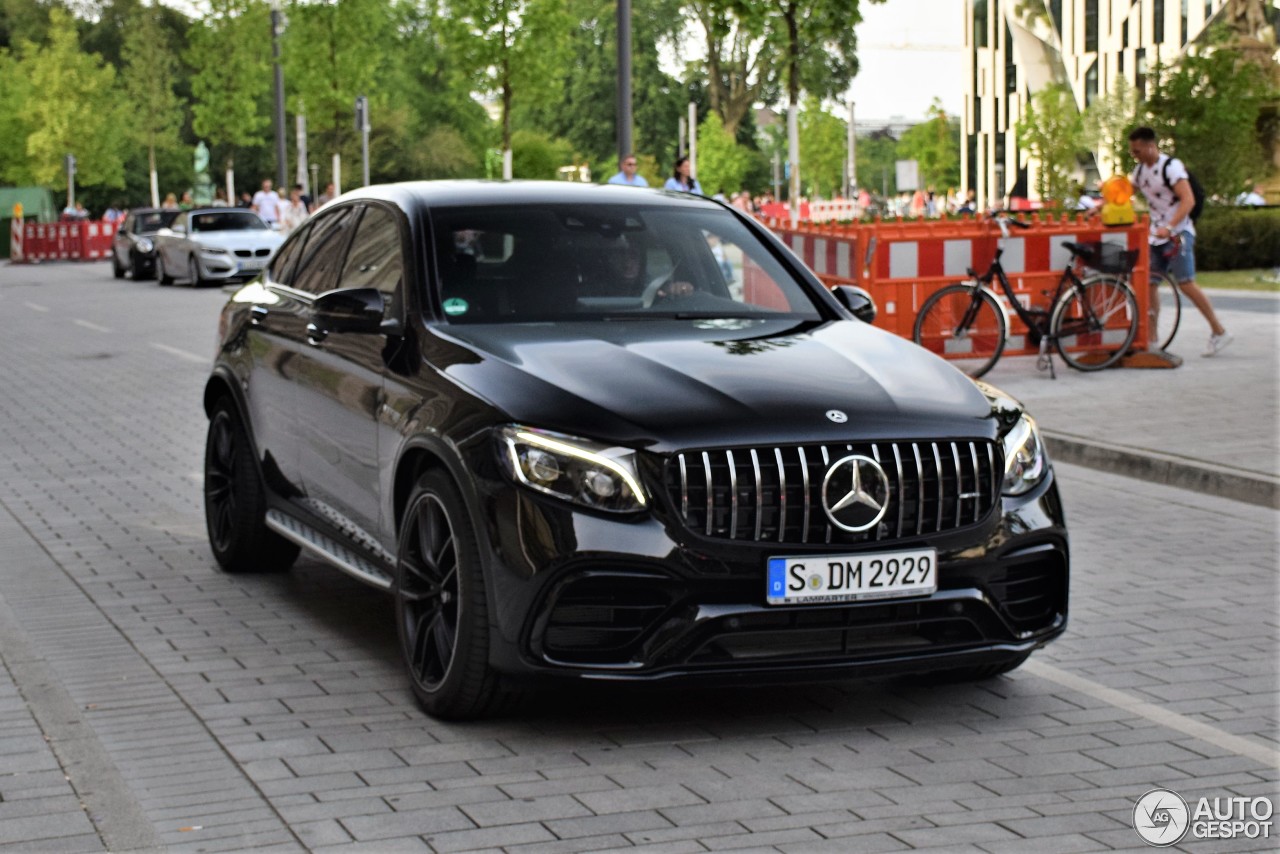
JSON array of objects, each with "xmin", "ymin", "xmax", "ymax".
[{"xmin": 512, "ymin": 430, "xmax": 647, "ymax": 507}]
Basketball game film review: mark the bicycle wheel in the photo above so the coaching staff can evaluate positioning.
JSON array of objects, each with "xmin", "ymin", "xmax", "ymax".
[
  {"xmin": 1150, "ymin": 271, "xmax": 1183, "ymax": 352},
  {"xmin": 1051, "ymin": 275, "xmax": 1138, "ymax": 372},
  {"xmin": 913, "ymin": 284, "xmax": 1007, "ymax": 379}
]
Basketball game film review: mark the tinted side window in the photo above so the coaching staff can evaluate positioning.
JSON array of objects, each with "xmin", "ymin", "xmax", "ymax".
[
  {"xmin": 291, "ymin": 207, "xmax": 357, "ymax": 295},
  {"xmin": 268, "ymin": 223, "xmax": 311, "ymax": 287},
  {"xmin": 340, "ymin": 206, "xmax": 404, "ymax": 300}
]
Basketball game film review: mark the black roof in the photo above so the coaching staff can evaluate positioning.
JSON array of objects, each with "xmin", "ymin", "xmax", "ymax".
[{"xmin": 331, "ymin": 180, "xmax": 722, "ymax": 212}]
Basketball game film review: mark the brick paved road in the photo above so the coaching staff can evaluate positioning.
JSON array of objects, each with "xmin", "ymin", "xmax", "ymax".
[{"xmin": 0, "ymin": 264, "xmax": 1275, "ymax": 852}]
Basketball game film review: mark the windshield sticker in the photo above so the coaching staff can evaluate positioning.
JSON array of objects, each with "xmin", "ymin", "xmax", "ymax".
[{"xmin": 443, "ymin": 298, "xmax": 469, "ymax": 316}]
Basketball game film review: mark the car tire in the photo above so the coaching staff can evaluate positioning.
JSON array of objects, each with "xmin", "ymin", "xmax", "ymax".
[
  {"xmin": 156, "ymin": 253, "xmax": 173, "ymax": 285},
  {"xmin": 188, "ymin": 255, "xmax": 204, "ymax": 287},
  {"xmin": 203, "ymin": 398, "xmax": 299, "ymax": 573},
  {"xmin": 395, "ymin": 469, "xmax": 504, "ymax": 720},
  {"xmin": 129, "ymin": 251, "xmax": 148, "ymax": 280}
]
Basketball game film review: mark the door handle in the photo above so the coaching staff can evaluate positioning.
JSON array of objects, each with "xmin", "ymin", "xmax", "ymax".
[
  {"xmin": 249, "ymin": 305, "xmax": 269, "ymax": 325},
  {"xmin": 306, "ymin": 322, "xmax": 328, "ymax": 346}
]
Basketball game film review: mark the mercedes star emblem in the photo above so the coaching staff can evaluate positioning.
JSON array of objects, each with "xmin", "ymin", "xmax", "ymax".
[
  {"xmin": 821, "ymin": 455, "xmax": 891, "ymax": 532},
  {"xmin": 825, "ymin": 410, "xmax": 848, "ymax": 423}
]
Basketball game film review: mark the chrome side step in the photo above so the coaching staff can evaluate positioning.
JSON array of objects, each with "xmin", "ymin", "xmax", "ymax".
[{"xmin": 265, "ymin": 509, "xmax": 393, "ymax": 590}]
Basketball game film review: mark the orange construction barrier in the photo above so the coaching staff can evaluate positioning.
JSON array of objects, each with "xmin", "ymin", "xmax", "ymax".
[{"xmin": 766, "ymin": 213, "xmax": 1151, "ymax": 356}]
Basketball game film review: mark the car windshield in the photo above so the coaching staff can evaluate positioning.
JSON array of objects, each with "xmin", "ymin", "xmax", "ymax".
[
  {"xmin": 190, "ymin": 211, "xmax": 267, "ymax": 233},
  {"xmin": 432, "ymin": 204, "xmax": 822, "ymax": 324},
  {"xmin": 134, "ymin": 211, "xmax": 179, "ymax": 232}
]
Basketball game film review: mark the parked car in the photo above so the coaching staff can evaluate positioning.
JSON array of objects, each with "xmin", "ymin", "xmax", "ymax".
[
  {"xmin": 202, "ymin": 181, "xmax": 1069, "ymax": 720},
  {"xmin": 155, "ymin": 208, "xmax": 283, "ymax": 286},
  {"xmin": 111, "ymin": 208, "xmax": 179, "ymax": 280}
]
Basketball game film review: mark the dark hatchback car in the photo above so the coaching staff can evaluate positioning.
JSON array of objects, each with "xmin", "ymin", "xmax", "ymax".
[
  {"xmin": 203, "ymin": 181, "xmax": 1068, "ymax": 719},
  {"xmin": 111, "ymin": 207, "xmax": 179, "ymax": 280}
]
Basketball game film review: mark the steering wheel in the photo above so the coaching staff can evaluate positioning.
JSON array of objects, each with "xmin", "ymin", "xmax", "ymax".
[{"xmin": 640, "ymin": 260, "xmax": 688, "ymax": 307}]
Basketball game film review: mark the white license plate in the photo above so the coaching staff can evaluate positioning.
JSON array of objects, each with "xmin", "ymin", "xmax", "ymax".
[
  {"xmin": 766, "ymin": 548, "xmax": 937, "ymax": 605},
  {"xmin": 237, "ymin": 260, "xmax": 262, "ymax": 272}
]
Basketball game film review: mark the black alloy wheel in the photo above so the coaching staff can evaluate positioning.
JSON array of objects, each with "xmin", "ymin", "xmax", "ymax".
[
  {"xmin": 156, "ymin": 253, "xmax": 173, "ymax": 285},
  {"xmin": 203, "ymin": 399, "xmax": 299, "ymax": 573},
  {"xmin": 395, "ymin": 470, "xmax": 501, "ymax": 720}
]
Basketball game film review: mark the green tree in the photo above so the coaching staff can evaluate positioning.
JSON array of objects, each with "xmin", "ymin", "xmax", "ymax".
[
  {"xmin": 695, "ymin": 111, "xmax": 752, "ymax": 195},
  {"xmin": 748, "ymin": 0, "xmax": 884, "ymax": 202},
  {"xmin": 0, "ymin": 45, "xmax": 35, "ymax": 185},
  {"xmin": 0, "ymin": 0, "xmax": 52, "ymax": 50},
  {"xmin": 121, "ymin": 2, "xmax": 184, "ymax": 206},
  {"xmin": 510, "ymin": 128, "xmax": 574, "ymax": 179},
  {"xmin": 686, "ymin": 0, "xmax": 777, "ymax": 137},
  {"xmin": 517, "ymin": 0, "xmax": 685, "ymax": 173},
  {"xmin": 1083, "ymin": 75, "xmax": 1137, "ymax": 178},
  {"xmin": 394, "ymin": 0, "xmax": 492, "ymax": 166},
  {"xmin": 283, "ymin": 0, "xmax": 394, "ymax": 174},
  {"xmin": 857, "ymin": 128, "xmax": 900, "ymax": 198},
  {"xmin": 796, "ymin": 96, "xmax": 846, "ymax": 198},
  {"xmin": 187, "ymin": 0, "xmax": 271, "ymax": 186},
  {"xmin": 896, "ymin": 99, "xmax": 960, "ymax": 192},
  {"xmin": 19, "ymin": 7, "xmax": 126, "ymax": 191},
  {"xmin": 1016, "ymin": 83, "xmax": 1085, "ymax": 204},
  {"xmin": 1141, "ymin": 48, "xmax": 1273, "ymax": 198},
  {"xmin": 452, "ymin": 0, "xmax": 572, "ymax": 169}
]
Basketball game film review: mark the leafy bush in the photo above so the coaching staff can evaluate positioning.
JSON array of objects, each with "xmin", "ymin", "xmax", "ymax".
[{"xmin": 1194, "ymin": 207, "xmax": 1280, "ymax": 271}]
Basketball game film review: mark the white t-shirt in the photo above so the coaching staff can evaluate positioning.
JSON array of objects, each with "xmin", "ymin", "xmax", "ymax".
[
  {"xmin": 252, "ymin": 189, "xmax": 281, "ymax": 222},
  {"xmin": 1131, "ymin": 154, "xmax": 1195, "ymax": 241}
]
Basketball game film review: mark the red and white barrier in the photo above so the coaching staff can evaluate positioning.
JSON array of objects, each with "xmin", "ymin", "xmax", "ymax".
[
  {"xmin": 9, "ymin": 220, "xmax": 115, "ymax": 264},
  {"xmin": 9, "ymin": 218, "xmax": 22, "ymax": 262}
]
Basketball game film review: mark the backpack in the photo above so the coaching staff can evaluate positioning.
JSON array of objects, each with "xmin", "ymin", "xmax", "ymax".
[{"xmin": 1139, "ymin": 158, "xmax": 1206, "ymax": 222}]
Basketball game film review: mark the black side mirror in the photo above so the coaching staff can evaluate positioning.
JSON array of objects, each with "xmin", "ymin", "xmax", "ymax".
[
  {"xmin": 832, "ymin": 285, "xmax": 877, "ymax": 324},
  {"xmin": 311, "ymin": 287, "xmax": 390, "ymax": 336}
]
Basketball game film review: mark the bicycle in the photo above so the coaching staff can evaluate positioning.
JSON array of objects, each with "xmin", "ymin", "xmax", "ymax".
[
  {"xmin": 912, "ymin": 214, "xmax": 1140, "ymax": 379},
  {"xmin": 1148, "ymin": 237, "xmax": 1184, "ymax": 352}
]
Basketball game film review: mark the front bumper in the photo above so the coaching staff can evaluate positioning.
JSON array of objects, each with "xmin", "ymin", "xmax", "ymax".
[
  {"xmin": 195, "ymin": 250, "xmax": 271, "ymax": 282},
  {"xmin": 472, "ymin": 463, "xmax": 1068, "ymax": 684}
]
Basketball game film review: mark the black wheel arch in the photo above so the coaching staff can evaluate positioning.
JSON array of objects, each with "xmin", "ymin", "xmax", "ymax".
[{"xmin": 203, "ymin": 368, "xmax": 263, "ymax": 466}]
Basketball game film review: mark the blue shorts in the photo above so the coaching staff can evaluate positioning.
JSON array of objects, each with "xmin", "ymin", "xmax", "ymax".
[{"xmin": 1150, "ymin": 232, "xmax": 1195, "ymax": 284}]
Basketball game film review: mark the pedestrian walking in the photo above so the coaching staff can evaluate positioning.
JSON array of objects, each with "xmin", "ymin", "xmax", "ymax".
[
  {"xmin": 607, "ymin": 154, "xmax": 648, "ymax": 187},
  {"xmin": 1127, "ymin": 126, "xmax": 1232, "ymax": 357},
  {"xmin": 279, "ymin": 185, "xmax": 309, "ymax": 236},
  {"xmin": 252, "ymin": 179, "xmax": 282, "ymax": 226},
  {"xmin": 314, "ymin": 182, "xmax": 335, "ymax": 210}
]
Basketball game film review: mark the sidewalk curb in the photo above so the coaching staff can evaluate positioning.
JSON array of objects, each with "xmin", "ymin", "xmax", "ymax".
[{"xmin": 1044, "ymin": 430, "xmax": 1280, "ymax": 509}]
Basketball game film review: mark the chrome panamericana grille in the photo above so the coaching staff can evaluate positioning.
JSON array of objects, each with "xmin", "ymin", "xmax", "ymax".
[{"xmin": 665, "ymin": 441, "xmax": 999, "ymax": 545}]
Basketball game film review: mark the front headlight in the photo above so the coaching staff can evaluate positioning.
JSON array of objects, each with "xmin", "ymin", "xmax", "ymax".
[
  {"xmin": 201, "ymin": 246, "xmax": 229, "ymax": 255},
  {"xmin": 1002, "ymin": 414, "xmax": 1047, "ymax": 496},
  {"xmin": 135, "ymin": 237, "xmax": 153, "ymax": 253},
  {"xmin": 498, "ymin": 426, "xmax": 647, "ymax": 513}
]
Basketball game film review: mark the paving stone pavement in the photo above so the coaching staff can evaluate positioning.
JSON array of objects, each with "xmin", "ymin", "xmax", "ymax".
[{"xmin": 0, "ymin": 263, "xmax": 1275, "ymax": 852}]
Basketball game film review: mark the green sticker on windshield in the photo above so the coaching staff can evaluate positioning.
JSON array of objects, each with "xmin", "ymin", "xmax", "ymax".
[{"xmin": 443, "ymin": 298, "xmax": 469, "ymax": 316}]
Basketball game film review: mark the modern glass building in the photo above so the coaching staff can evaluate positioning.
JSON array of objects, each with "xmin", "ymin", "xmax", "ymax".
[{"xmin": 963, "ymin": 0, "xmax": 1229, "ymax": 205}]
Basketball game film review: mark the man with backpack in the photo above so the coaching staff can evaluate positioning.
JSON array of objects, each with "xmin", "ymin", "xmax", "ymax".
[{"xmin": 1128, "ymin": 126, "xmax": 1232, "ymax": 356}]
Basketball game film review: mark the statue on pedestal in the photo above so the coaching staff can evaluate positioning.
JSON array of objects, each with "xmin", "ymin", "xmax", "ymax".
[{"xmin": 193, "ymin": 141, "xmax": 215, "ymax": 206}]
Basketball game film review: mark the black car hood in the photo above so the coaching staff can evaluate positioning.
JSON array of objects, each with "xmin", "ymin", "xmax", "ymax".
[{"xmin": 439, "ymin": 318, "xmax": 999, "ymax": 450}]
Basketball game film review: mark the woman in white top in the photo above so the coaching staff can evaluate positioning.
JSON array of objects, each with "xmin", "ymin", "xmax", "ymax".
[{"xmin": 278, "ymin": 185, "xmax": 309, "ymax": 236}]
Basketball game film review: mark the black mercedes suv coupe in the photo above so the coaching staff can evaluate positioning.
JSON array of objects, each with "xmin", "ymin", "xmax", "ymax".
[{"xmin": 203, "ymin": 181, "xmax": 1068, "ymax": 719}]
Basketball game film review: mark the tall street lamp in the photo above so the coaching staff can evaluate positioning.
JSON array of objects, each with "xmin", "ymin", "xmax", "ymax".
[
  {"xmin": 616, "ymin": 0, "xmax": 633, "ymax": 164},
  {"xmin": 270, "ymin": 1, "xmax": 288, "ymax": 190}
]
